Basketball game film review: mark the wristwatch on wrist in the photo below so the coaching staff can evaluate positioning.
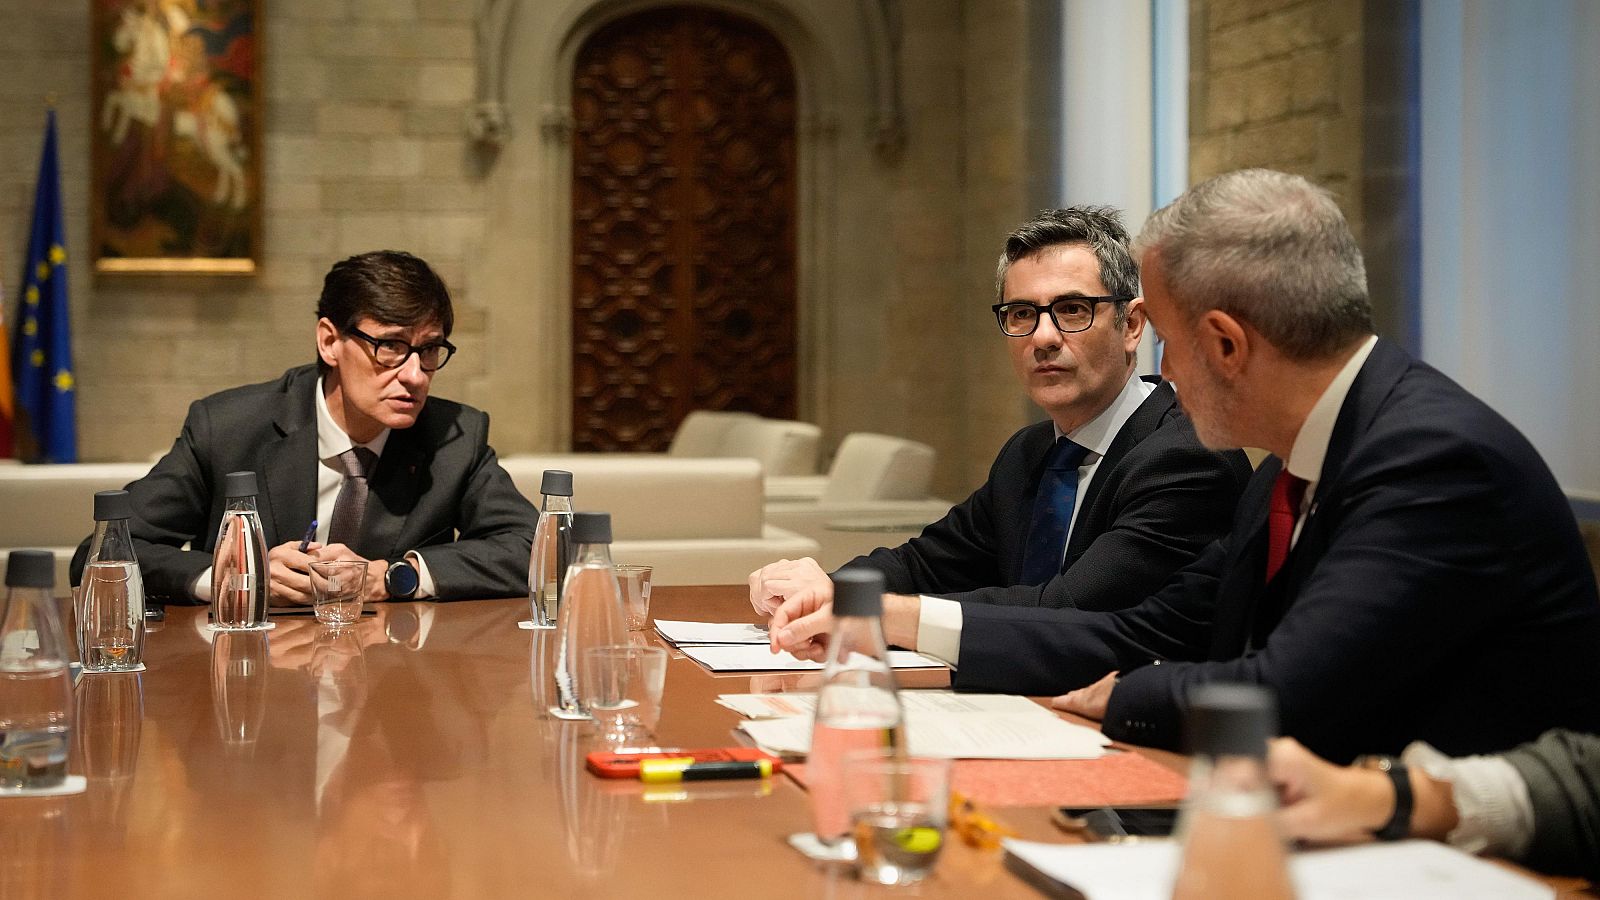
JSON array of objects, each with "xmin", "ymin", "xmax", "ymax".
[
  {"xmin": 384, "ymin": 558, "xmax": 419, "ymax": 599},
  {"xmin": 1357, "ymin": 755, "xmax": 1413, "ymax": 841}
]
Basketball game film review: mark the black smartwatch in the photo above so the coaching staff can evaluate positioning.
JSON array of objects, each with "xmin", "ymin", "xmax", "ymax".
[
  {"xmin": 1358, "ymin": 755, "xmax": 1413, "ymax": 841},
  {"xmin": 384, "ymin": 558, "xmax": 420, "ymax": 599}
]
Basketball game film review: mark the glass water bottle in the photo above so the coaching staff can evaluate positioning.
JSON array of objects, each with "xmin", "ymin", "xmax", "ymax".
[
  {"xmin": 0, "ymin": 550, "xmax": 75, "ymax": 789},
  {"xmin": 211, "ymin": 471, "xmax": 270, "ymax": 630},
  {"xmin": 549, "ymin": 512, "xmax": 626, "ymax": 719},
  {"xmin": 528, "ymin": 469, "xmax": 574, "ymax": 628},
  {"xmin": 78, "ymin": 489, "xmax": 146, "ymax": 672},
  {"xmin": 807, "ymin": 567, "xmax": 907, "ymax": 846},
  {"xmin": 1171, "ymin": 683, "xmax": 1297, "ymax": 900}
]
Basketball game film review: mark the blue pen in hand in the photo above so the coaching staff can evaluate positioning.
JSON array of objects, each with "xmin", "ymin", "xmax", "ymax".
[{"xmin": 298, "ymin": 520, "xmax": 318, "ymax": 553}]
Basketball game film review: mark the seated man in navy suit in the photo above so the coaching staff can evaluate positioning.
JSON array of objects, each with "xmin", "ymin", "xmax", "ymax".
[
  {"xmin": 751, "ymin": 207, "xmax": 1250, "ymax": 649},
  {"xmin": 765, "ymin": 170, "xmax": 1600, "ymax": 764},
  {"xmin": 75, "ymin": 250, "xmax": 534, "ymax": 604}
]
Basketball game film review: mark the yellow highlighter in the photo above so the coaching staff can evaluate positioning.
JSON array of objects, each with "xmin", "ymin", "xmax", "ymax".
[{"xmin": 638, "ymin": 757, "xmax": 775, "ymax": 783}]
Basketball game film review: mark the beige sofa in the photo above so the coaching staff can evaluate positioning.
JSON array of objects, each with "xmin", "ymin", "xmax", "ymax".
[
  {"xmin": 0, "ymin": 463, "xmax": 154, "ymax": 589},
  {"xmin": 1, "ymin": 455, "xmax": 816, "ymax": 591},
  {"xmin": 495, "ymin": 455, "xmax": 816, "ymax": 585},
  {"xmin": 763, "ymin": 433, "xmax": 953, "ymax": 570}
]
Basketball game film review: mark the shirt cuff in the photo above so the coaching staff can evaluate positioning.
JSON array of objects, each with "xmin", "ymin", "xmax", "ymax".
[
  {"xmin": 407, "ymin": 551, "xmax": 437, "ymax": 599},
  {"xmin": 191, "ymin": 567, "xmax": 212, "ymax": 603},
  {"xmin": 916, "ymin": 596, "xmax": 963, "ymax": 668},
  {"xmin": 1402, "ymin": 741, "xmax": 1535, "ymax": 859}
]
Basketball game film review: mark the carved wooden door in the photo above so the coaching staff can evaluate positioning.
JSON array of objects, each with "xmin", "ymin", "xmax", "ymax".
[{"xmin": 571, "ymin": 6, "xmax": 798, "ymax": 451}]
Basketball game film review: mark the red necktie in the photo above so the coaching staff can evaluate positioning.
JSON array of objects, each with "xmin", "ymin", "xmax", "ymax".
[{"xmin": 1265, "ymin": 469, "xmax": 1308, "ymax": 582}]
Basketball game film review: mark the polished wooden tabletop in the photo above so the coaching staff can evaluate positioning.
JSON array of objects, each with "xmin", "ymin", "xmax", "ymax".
[
  {"xmin": 0, "ymin": 587, "xmax": 1070, "ymax": 898},
  {"xmin": 2, "ymin": 586, "xmax": 1591, "ymax": 899}
]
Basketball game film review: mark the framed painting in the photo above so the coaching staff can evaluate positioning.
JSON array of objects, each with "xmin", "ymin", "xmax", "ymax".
[{"xmin": 91, "ymin": 0, "xmax": 262, "ymax": 274}]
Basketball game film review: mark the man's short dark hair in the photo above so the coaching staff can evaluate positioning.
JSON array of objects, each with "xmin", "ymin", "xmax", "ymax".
[
  {"xmin": 995, "ymin": 207, "xmax": 1140, "ymax": 326},
  {"xmin": 317, "ymin": 250, "xmax": 454, "ymax": 337}
]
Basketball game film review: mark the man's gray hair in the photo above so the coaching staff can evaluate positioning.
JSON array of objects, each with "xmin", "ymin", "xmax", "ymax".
[
  {"xmin": 1133, "ymin": 169, "xmax": 1373, "ymax": 360},
  {"xmin": 996, "ymin": 206, "xmax": 1140, "ymax": 326}
]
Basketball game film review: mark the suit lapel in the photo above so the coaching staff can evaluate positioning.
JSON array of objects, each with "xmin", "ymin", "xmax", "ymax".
[
  {"xmin": 1066, "ymin": 378, "xmax": 1175, "ymax": 559},
  {"xmin": 256, "ymin": 369, "xmax": 320, "ymax": 548},
  {"xmin": 361, "ymin": 415, "xmax": 450, "ymax": 560},
  {"xmin": 1208, "ymin": 458, "xmax": 1277, "ymax": 658}
]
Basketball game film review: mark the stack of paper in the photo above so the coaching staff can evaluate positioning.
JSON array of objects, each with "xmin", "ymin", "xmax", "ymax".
[
  {"xmin": 722, "ymin": 691, "xmax": 1110, "ymax": 760},
  {"xmin": 1001, "ymin": 839, "xmax": 1554, "ymax": 900},
  {"xmin": 655, "ymin": 619, "xmax": 947, "ymax": 672},
  {"xmin": 653, "ymin": 619, "xmax": 769, "ymax": 645}
]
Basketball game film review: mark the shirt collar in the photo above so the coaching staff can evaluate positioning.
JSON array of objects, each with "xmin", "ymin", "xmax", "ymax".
[
  {"xmin": 1054, "ymin": 372, "xmax": 1156, "ymax": 461},
  {"xmin": 1285, "ymin": 335, "xmax": 1379, "ymax": 485},
  {"xmin": 316, "ymin": 375, "xmax": 390, "ymax": 462}
]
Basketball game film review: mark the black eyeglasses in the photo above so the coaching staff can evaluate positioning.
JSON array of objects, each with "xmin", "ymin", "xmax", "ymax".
[
  {"xmin": 345, "ymin": 327, "xmax": 457, "ymax": 372},
  {"xmin": 991, "ymin": 296, "xmax": 1129, "ymax": 337}
]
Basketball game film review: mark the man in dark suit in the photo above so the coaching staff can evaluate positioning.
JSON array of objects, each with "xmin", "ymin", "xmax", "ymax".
[
  {"xmin": 770, "ymin": 170, "xmax": 1600, "ymax": 763},
  {"xmin": 76, "ymin": 250, "xmax": 534, "ymax": 603},
  {"xmin": 750, "ymin": 207, "xmax": 1249, "ymax": 652}
]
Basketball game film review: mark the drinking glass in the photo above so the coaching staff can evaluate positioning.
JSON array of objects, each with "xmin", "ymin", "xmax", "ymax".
[
  {"xmin": 581, "ymin": 644, "xmax": 668, "ymax": 747},
  {"xmin": 310, "ymin": 560, "xmax": 369, "ymax": 627},
  {"xmin": 843, "ymin": 752, "xmax": 952, "ymax": 886},
  {"xmin": 614, "ymin": 565, "xmax": 653, "ymax": 631}
]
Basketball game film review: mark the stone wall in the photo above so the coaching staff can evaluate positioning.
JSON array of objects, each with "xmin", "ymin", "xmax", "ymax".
[
  {"xmin": 0, "ymin": 0, "xmax": 492, "ymax": 462},
  {"xmin": 0, "ymin": 0, "xmax": 1050, "ymax": 501},
  {"xmin": 1187, "ymin": 0, "xmax": 1365, "ymax": 237}
]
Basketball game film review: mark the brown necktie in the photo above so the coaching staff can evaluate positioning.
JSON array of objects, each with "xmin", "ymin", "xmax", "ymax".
[{"xmin": 327, "ymin": 447, "xmax": 378, "ymax": 548}]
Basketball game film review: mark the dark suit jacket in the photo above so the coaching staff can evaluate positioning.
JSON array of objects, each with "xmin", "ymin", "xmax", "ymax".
[
  {"xmin": 76, "ymin": 364, "xmax": 535, "ymax": 601},
  {"xmin": 851, "ymin": 377, "xmax": 1251, "ymax": 610},
  {"xmin": 956, "ymin": 340, "xmax": 1600, "ymax": 762}
]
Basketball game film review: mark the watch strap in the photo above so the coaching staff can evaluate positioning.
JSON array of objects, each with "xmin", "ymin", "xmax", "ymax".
[{"xmin": 1372, "ymin": 758, "xmax": 1413, "ymax": 841}]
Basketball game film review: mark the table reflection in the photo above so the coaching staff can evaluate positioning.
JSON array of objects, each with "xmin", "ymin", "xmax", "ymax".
[
  {"xmin": 211, "ymin": 631, "xmax": 269, "ymax": 748},
  {"xmin": 74, "ymin": 671, "xmax": 143, "ymax": 836}
]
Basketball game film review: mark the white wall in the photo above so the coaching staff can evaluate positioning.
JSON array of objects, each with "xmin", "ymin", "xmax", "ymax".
[
  {"xmin": 1058, "ymin": 0, "xmax": 1187, "ymax": 374},
  {"xmin": 1420, "ymin": 0, "xmax": 1600, "ymax": 497}
]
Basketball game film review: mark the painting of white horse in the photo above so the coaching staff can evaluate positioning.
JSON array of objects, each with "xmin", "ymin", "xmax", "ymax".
[{"xmin": 92, "ymin": 0, "xmax": 259, "ymax": 272}]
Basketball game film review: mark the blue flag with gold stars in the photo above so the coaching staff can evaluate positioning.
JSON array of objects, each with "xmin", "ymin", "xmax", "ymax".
[{"xmin": 13, "ymin": 109, "xmax": 76, "ymax": 463}]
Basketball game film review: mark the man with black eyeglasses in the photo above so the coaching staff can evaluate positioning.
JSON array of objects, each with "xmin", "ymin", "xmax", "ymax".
[
  {"xmin": 74, "ymin": 250, "xmax": 535, "ymax": 604},
  {"xmin": 751, "ymin": 208, "xmax": 1250, "ymax": 658}
]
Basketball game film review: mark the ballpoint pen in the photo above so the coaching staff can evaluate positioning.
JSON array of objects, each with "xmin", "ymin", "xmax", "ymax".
[{"xmin": 297, "ymin": 520, "xmax": 318, "ymax": 552}]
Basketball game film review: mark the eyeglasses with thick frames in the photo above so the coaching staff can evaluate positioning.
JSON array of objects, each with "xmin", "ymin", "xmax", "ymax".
[
  {"xmin": 991, "ymin": 296, "xmax": 1129, "ymax": 337},
  {"xmin": 345, "ymin": 327, "xmax": 457, "ymax": 372}
]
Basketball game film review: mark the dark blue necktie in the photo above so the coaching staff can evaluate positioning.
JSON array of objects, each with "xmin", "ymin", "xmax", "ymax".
[{"xmin": 1021, "ymin": 437, "xmax": 1091, "ymax": 584}]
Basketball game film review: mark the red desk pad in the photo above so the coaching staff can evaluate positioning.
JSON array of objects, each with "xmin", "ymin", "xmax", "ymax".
[{"xmin": 786, "ymin": 751, "xmax": 1188, "ymax": 808}]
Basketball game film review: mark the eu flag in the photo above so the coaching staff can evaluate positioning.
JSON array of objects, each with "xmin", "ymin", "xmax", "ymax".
[{"xmin": 12, "ymin": 109, "xmax": 76, "ymax": 463}]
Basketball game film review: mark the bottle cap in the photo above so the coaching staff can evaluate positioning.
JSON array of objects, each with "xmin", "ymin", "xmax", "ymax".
[
  {"xmin": 223, "ymin": 471, "xmax": 259, "ymax": 499},
  {"xmin": 5, "ymin": 550, "xmax": 55, "ymax": 588},
  {"xmin": 541, "ymin": 470, "xmax": 574, "ymax": 497},
  {"xmin": 94, "ymin": 489, "xmax": 133, "ymax": 521},
  {"xmin": 831, "ymin": 567, "xmax": 884, "ymax": 617},
  {"xmin": 1184, "ymin": 683, "xmax": 1277, "ymax": 759},
  {"xmin": 569, "ymin": 511, "xmax": 612, "ymax": 544}
]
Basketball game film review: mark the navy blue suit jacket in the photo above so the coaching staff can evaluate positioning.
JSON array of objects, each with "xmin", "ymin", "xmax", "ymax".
[
  {"xmin": 956, "ymin": 340, "xmax": 1600, "ymax": 762},
  {"xmin": 852, "ymin": 378, "xmax": 1250, "ymax": 610}
]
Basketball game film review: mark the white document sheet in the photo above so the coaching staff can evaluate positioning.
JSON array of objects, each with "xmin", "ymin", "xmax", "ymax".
[
  {"xmin": 737, "ymin": 707, "xmax": 1109, "ymax": 760},
  {"xmin": 677, "ymin": 644, "xmax": 944, "ymax": 672},
  {"xmin": 717, "ymin": 690, "xmax": 1046, "ymax": 719},
  {"xmin": 653, "ymin": 619, "xmax": 769, "ymax": 645},
  {"xmin": 1002, "ymin": 839, "xmax": 1554, "ymax": 900}
]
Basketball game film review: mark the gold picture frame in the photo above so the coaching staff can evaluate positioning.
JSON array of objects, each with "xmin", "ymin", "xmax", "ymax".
[{"xmin": 91, "ymin": 0, "xmax": 262, "ymax": 275}]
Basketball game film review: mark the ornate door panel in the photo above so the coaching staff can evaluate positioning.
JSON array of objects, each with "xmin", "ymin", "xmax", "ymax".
[{"xmin": 571, "ymin": 6, "xmax": 798, "ymax": 451}]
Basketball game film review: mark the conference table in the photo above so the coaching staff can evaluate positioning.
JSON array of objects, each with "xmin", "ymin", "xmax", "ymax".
[{"xmin": 1, "ymin": 586, "xmax": 1591, "ymax": 898}]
